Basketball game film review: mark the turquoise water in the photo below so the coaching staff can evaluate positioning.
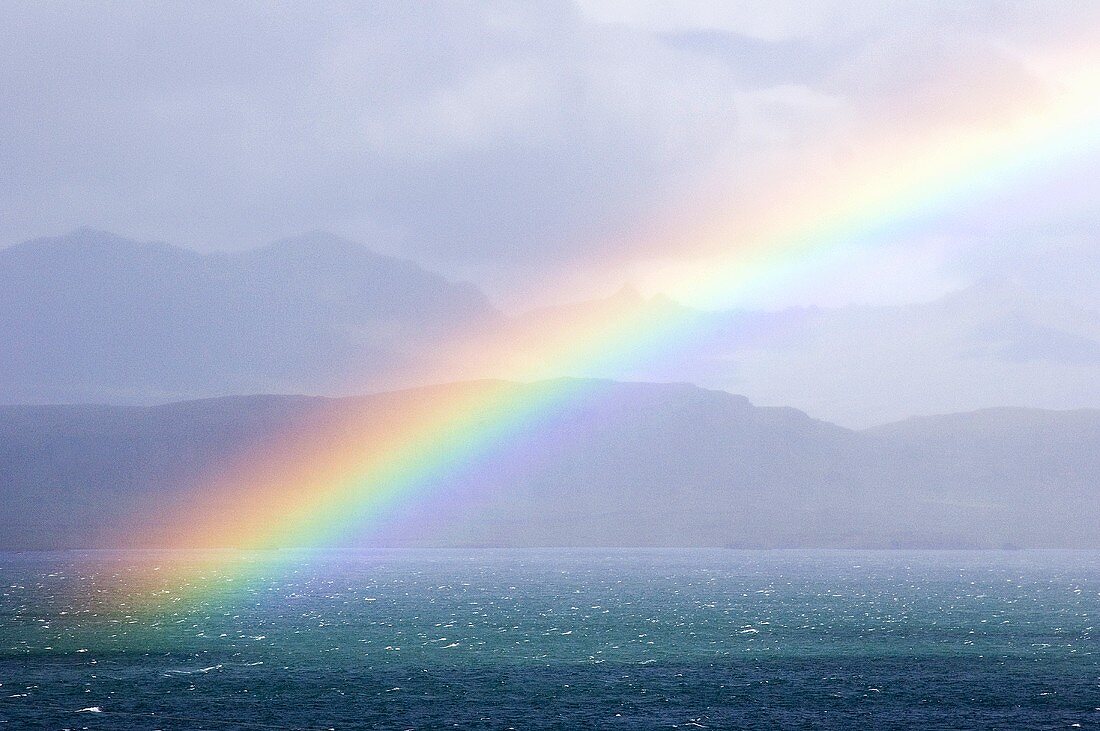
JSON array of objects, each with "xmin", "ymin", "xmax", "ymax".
[{"xmin": 0, "ymin": 550, "xmax": 1097, "ymax": 729}]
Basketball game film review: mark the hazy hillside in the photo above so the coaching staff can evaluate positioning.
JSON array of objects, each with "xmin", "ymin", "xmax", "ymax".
[
  {"xmin": 6, "ymin": 229, "xmax": 1100, "ymax": 428},
  {"xmin": 0, "ymin": 229, "xmax": 501, "ymax": 403},
  {"xmin": 508, "ymin": 282, "xmax": 1100, "ymax": 427},
  {"xmin": 1, "ymin": 380, "xmax": 1097, "ymax": 550},
  {"xmin": 2, "ymin": 230, "xmax": 1099, "ymax": 427}
]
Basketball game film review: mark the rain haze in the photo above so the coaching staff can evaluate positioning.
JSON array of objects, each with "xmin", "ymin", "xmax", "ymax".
[
  {"xmin": 4, "ymin": 5, "xmax": 1100, "ymax": 728},
  {"xmin": 2, "ymin": 1, "xmax": 1099, "ymax": 426}
]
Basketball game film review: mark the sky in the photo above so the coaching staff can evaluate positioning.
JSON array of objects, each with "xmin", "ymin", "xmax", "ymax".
[{"xmin": 2, "ymin": 1, "xmax": 1099, "ymax": 312}]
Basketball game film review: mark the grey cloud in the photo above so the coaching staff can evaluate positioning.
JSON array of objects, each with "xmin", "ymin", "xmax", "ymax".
[
  {"xmin": 0, "ymin": 0, "xmax": 831, "ymax": 266},
  {"xmin": 659, "ymin": 30, "xmax": 852, "ymax": 87},
  {"xmin": 948, "ymin": 230, "xmax": 1100, "ymax": 311},
  {"xmin": 0, "ymin": 0, "xmax": 1096, "ymax": 313}
]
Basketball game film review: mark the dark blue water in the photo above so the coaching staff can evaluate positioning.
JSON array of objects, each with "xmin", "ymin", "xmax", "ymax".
[{"xmin": 0, "ymin": 550, "xmax": 1097, "ymax": 729}]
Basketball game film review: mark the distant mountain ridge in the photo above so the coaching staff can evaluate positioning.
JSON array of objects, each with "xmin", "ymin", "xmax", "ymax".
[
  {"xmin": 3, "ymin": 229, "xmax": 1099, "ymax": 427},
  {"xmin": 1, "ymin": 380, "xmax": 1097, "ymax": 550},
  {"xmin": 0, "ymin": 229, "xmax": 501, "ymax": 403},
  {"xmin": 512, "ymin": 280, "xmax": 1100, "ymax": 426}
]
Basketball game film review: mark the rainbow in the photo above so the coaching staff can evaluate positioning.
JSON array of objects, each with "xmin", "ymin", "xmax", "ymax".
[{"xmin": 125, "ymin": 48, "xmax": 1100, "ymax": 595}]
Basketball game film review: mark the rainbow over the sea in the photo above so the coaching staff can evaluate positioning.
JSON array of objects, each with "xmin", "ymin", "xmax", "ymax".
[{"xmin": 121, "ymin": 47, "xmax": 1100, "ymax": 602}]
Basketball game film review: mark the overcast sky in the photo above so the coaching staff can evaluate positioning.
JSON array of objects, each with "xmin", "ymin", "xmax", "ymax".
[{"xmin": 2, "ymin": 1, "xmax": 1098, "ymax": 311}]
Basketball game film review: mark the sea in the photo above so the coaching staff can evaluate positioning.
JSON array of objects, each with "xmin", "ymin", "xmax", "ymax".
[{"xmin": 0, "ymin": 549, "xmax": 1096, "ymax": 730}]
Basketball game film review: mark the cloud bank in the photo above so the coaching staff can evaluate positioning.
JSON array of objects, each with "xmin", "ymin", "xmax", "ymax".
[{"xmin": 2, "ymin": 1, "xmax": 1097, "ymax": 309}]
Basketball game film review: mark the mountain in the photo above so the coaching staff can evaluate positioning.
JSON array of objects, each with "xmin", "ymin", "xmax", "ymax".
[
  {"xmin": 1, "ymin": 380, "xmax": 1097, "ymax": 550},
  {"xmin": 3, "ymin": 229, "xmax": 1099, "ymax": 428},
  {"xmin": 503, "ymin": 281, "xmax": 1100, "ymax": 427},
  {"xmin": 0, "ymin": 229, "xmax": 501, "ymax": 403}
]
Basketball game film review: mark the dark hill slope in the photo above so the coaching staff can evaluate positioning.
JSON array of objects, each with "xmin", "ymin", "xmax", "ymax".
[{"xmin": 0, "ymin": 381, "xmax": 1096, "ymax": 549}]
